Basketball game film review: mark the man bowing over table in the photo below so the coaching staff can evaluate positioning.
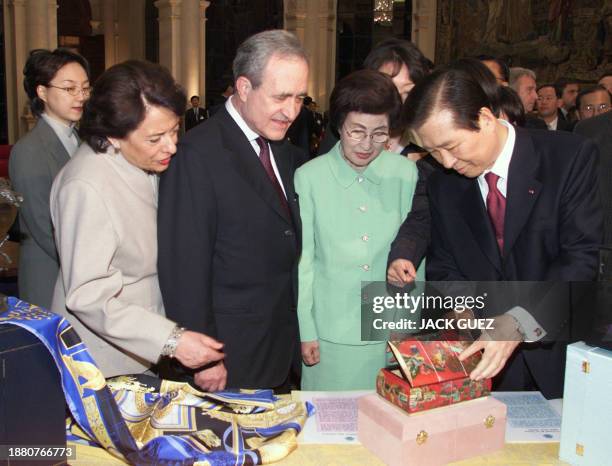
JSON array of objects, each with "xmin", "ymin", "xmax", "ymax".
[{"xmin": 393, "ymin": 62, "xmax": 602, "ymax": 399}]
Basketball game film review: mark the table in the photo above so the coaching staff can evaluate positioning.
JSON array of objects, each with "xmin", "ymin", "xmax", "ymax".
[{"xmin": 70, "ymin": 441, "xmax": 569, "ymax": 465}]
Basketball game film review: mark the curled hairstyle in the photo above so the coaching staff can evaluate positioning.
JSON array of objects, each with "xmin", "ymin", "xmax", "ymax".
[
  {"xmin": 80, "ymin": 60, "xmax": 186, "ymax": 153},
  {"xmin": 329, "ymin": 69, "xmax": 402, "ymax": 138},
  {"xmin": 232, "ymin": 30, "xmax": 308, "ymax": 89},
  {"xmin": 404, "ymin": 64, "xmax": 495, "ymax": 133},
  {"xmin": 23, "ymin": 48, "xmax": 90, "ymax": 117},
  {"xmin": 363, "ymin": 38, "xmax": 433, "ymax": 87}
]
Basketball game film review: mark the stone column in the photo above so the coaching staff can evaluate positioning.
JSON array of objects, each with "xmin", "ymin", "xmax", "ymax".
[
  {"xmin": 411, "ymin": 0, "xmax": 437, "ymax": 62},
  {"xmin": 3, "ymin": 0, "xmax": 58, "ymax": 142},
  {"xmin": 198, "ymin": 1, "xmax": 210, "ymax": 104},
  {"xmin": 155, "ymin": 0, "xmax": 209, "ymax": 103},
  {"xmin": 102, "ymin": 0, "xmax": 146, "ymax": 68},
  {"xmin": 103, "ymin": 0, "xmax": 117, "ymax": 68},
  {"xmin": 155, "ymin": 0, "xmax": 182, "ymax": 79},
  {"xmin": 284, "ymin": 0, "xmax": 337, "ymax": 112},
  {"xmin": 117, "ymin": 0, "xmax": 146, "ymax": 62}
]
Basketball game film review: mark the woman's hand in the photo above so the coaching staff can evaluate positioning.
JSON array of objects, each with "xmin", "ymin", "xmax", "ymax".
[
  {"xmin": 174, "ymin": 331, "xmax": 224, "ymax": 369},
  {"xmin": 301, "ymin": 340, "xmax": 320, "ymax": 366}
]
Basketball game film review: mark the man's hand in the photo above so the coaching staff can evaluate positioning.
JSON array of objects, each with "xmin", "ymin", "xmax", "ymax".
[
  {"xmin": 458, "ymin": 314, "xmax": 523, "ymax": 380},
  {"xmin": 194, "ymin": 361, "xmax": 227, "ymax": 392},
  {"xmin": 301, "ymin": 340, "xmax": 320, "ymax": 366},
  {"xmin": 174, "ymin": 330, "xmax": 224, "ymax": 369},
  {"xmin": 387, "ymin": 259, "xmax": 417, "ymax": 286}
]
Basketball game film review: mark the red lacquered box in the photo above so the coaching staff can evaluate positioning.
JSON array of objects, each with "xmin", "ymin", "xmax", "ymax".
[{"xmin": 377, "ymin": 338, "xmax": 491, "ymax": 413}]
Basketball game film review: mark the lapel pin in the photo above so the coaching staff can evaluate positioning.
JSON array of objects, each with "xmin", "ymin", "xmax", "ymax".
[{"xmin": 528, "ymin": 189, "xmax": 535, "ymax": 195}]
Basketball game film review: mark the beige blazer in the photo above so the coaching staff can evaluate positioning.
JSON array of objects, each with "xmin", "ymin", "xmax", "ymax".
[{"xmin": 50, "ymin": 143, "xmax": 176, "ymax": 377}]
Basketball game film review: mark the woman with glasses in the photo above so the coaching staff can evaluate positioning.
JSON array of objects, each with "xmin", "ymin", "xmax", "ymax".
[
  {"xmin": 295, "ymin": 70, "xmax": 424, "ymax": 390},
  {"xmin": 9, "ymin": 48, "xmax": 90, "ymax": 309}
]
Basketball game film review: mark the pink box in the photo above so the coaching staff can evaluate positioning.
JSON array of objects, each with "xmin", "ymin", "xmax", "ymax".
[{"xmin": 358, "ymin": 394, "xmax": 506, "ymax": 466}]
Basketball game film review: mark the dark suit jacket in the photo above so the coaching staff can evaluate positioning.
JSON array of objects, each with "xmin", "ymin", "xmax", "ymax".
[
  {"xmin": 286, "ymin": 106, "xmax": 314, "ymax": 155},
  {"xmin": 524, "ymin": 115, "xmax": 548, "ymax": 130},
  {"xmin": 574, "ymin": 112, "xmax": 612, "ymax": 246},
  {"xmin": 158, "ymin": 107, "xmax": 302, "ymax": 389},
  {"xmin": 426, "ymin": 128, "xmax": 603, "ymax": 398},
  {"xmin": 184, "ymin": 107, "xmax": 207, "ymax": 131}
]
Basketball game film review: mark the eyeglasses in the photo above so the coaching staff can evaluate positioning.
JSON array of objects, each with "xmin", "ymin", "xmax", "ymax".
[
  {"xmin": 581, "ymin": 103, "xmax": 609, "ymax": 113},
  {"xmin": 537, "ymin": 96, "xmax": 557, "ymax": 102},
  {"xmin": 344, "ymin": 128, "xmax": 389, "ymax": 144},
  {"xmin": 46, "ymin": 84, "xmax": 91, "ymax": 97}
]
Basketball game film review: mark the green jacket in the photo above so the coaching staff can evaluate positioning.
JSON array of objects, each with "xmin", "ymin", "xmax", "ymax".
[{"xmin": 295, "ymin": 143, "xmax": 425, "ymax": 345}]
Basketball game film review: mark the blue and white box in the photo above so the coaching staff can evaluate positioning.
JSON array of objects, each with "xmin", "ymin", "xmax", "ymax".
[{"xmin": 559, "ymin": 342, "xmax": 612, "ymax": 465}]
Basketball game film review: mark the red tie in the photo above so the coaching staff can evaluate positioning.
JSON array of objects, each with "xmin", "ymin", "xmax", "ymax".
[
  {"xmin": 485, "ymin": 172, "xmax": 506, "ymax": 252},
  {"xmin": 256, "ymin": 137, "xmax": 290, "ymax": 217}
]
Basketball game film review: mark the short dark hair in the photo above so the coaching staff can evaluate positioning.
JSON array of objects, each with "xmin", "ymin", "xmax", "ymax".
[
  {"xmin": 363, "ymin": 39, "xmax": 433, "ymax": 87},
  {"xmin": 576, "ymin": 84, "xmax": 611, "ymax": 110},
  {"xmin": 329, "ymin": 69, "xmax": 402, "ymax": 138},
  {"xmin": 23, "ymin": 48, "xmax": 90, "ymax": 116},
  {"xmin": 190, "ymin": 95, "xmax": 199, "ymax": 101},
  {"xmin": 537, "ymin": 83, "xmax": 562, "ymax": 99},
  {"xmin": 476, "ymin": 55, "xmax": 510, "ymax": 83},
  {"xmin": 80, "ymin": 60, "xmax": 186, "ymax": 153},
  {"xmin": 451, "ymin": 59, "xmax": 502, "ymax": 117},
  {"xmin": 555, "ymin": 77, "xmax": 580, "ymax": 91},
  {"xmin": 498, "ymin": 86, "xmax": 525, "ymax": 127},
  {"xmin": 404, "ymin": 64, "xmax": 495, "ymax": 132}
]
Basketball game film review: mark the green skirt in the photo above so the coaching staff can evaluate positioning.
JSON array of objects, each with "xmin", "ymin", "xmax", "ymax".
[{"xmin": 301, "ymin": 340, "xmax": 387, "ymax": 391}]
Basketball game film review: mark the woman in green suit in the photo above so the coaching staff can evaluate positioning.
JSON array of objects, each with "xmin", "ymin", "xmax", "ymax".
[{"xmin": 295, "ymin": 69, "xmax": 424, "ymax": 390}]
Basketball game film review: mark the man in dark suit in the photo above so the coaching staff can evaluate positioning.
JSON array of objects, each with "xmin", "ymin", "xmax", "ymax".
[
  {"xmin": 158, "ymin": 30, "xmax": 308, "ymax": 392},
  {"xmin": 403, "ymin": 65, "xmax": 602, "ymax": 399},
  {"xmin": 536, "ymin": 84, "xmax": 573, "ymax": 131},
  {"xmin": 509, "ymin": 67, "xmax": 548, "ymax": 130},
  {"xmin": 575, "ymin": 111, "xmax": 612, "ymax": 246},
  {"xmin": 184, "ymin": 95, "xmax": 207, "ymax": 131}
]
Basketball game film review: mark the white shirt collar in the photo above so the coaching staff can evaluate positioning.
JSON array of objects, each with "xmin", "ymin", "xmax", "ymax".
[
  {"xmin": 225, "ymin": 95, "xmax": 259, "ymax": 144},
  {"xmin": 546, "ymin": 116, "xmax": 558, "ymax": 130},
  {"xmin": 483, "ymin": 119, "xmax": 515, "ymax": 181},
  {"xmin": 41, "ymin": 112, "xmax": 79, "ymax": 156}
]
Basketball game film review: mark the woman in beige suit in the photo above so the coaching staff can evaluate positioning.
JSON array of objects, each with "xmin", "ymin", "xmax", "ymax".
[{"xmin": 51, "ymin": 60, "xmax": 224, "ymax": 380}]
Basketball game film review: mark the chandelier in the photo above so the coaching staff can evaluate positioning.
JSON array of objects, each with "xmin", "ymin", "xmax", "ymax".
[{"xmin": 373, "ymin": 0, "xmax": 394, "ymax": 26}]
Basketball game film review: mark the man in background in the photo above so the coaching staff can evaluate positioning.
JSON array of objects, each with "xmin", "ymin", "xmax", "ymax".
[
  {"xmin": 478, "ymin": 54, "xmax": 510, "ymax": 86},
  {"xmin": 555, "ymin": 77, "xmax": 580, "ymax": 122},
  {"xmin": 184, "ymin": 95, "xmax": 207, "ymax": 131},
  {"xmin": 576, "ymin": 85, "xmax": 611, "ymax": 121},
  {"xmin": 509, "ymin": 67, "xmax": 546, "ymax": 129},
  {"xmin": 536, "ymin": 84, "xmax": 573, "ymax": 131}
]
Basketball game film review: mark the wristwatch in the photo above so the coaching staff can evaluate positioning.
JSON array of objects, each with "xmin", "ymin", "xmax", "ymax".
[{"xmin": 161, "ymin": 325, "xmax": 186, "ymax": 358}]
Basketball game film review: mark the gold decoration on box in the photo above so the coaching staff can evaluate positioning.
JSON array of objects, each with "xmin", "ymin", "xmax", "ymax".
[
  {"xmin": 576, "ymin": 443, "xmax": 585, "ymax": 456},
  {"xmin": 581, "ymin": 360, "xmax": 590, "ymax": 373},
  {"xmin": 484, "ymin": 414, "xmax": 495, "ymax": 428},
  {"xmin": 416, "ymin": 430, "xmax": 428, "ymax": 445}
]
